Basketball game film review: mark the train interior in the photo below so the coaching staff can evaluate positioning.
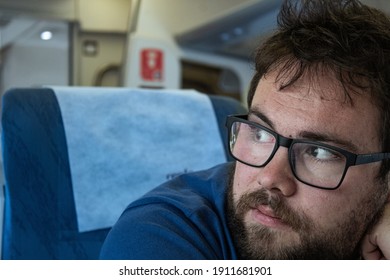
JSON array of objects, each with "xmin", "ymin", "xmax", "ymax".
[{"xmin": 0, "ymin": 0, "xmax": 389, "ymax": 259}]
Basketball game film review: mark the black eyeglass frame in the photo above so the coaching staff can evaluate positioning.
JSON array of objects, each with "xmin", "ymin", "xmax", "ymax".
[{"xmin": 226, "ymin": 114, "xmax": 390, "ymax": 190}]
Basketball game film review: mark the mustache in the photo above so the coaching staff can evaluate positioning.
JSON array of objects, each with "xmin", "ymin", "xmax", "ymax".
[{"xmin": 235, "ymin": 188, "xmax": 312, "ymax": 232}]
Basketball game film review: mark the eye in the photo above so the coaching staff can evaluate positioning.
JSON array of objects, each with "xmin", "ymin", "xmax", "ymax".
[
  {"xmin": 309, "ymin": 146, "xmax": 342, "ymax": 161},
  {"xmin": 250, "ymin": 125, "xmax": 274, "ymax": 143}
]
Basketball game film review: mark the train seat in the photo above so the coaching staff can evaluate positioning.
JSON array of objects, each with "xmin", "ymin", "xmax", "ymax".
[{"xmin": 0, "ymin": 86, "xmax": 246, "ymax": 259}]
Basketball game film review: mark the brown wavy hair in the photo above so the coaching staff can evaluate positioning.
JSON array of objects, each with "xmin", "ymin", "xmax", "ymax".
[{"xmin": 247, "ymin": 0, "xmax": 390, "ymax": 180}]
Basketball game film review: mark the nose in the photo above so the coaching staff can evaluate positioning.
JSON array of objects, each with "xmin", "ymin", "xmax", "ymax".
[{"xmin": 256, "ymin": 147, "xmax": 297, "ymax": 197}]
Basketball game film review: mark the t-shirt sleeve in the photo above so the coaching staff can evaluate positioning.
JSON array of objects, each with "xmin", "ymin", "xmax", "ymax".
[
  {"xmin": 100, "ymin": 163, "xmax": 236, "ymax": 260},
  {"xmin": 99, "ymin": 202, "xmax": 222, "ymax": 260}
]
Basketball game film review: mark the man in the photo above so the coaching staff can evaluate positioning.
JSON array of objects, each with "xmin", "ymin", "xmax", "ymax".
[{"xmin": 100, "ymin": 0, "xmax": 390, "ymax": 259}]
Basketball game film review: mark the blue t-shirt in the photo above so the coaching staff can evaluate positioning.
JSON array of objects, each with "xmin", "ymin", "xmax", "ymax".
[{"xmin": 99, "ymin": 162, "xmax": 237, "ymax": 259}]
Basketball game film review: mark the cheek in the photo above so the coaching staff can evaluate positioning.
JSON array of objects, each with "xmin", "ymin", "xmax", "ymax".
[
  {"xmin": 232, "ymin": 162, "xmax": 258, "ymax": 198},
  {"xmin": 295, "ymin": 173, "xmax": 376, "ymax": 232},
  {"xmin": 296, "ymin": 193, "xmax": 337, "ymax": 223}
]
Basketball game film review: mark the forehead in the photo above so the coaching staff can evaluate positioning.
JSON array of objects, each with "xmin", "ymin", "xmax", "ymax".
[{"xmin": 251, "ymin": 71, "xmax": 381, "ymax": 152}]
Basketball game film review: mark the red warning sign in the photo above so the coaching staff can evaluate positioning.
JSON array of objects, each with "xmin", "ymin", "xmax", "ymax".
[{"xmin": 140, "ymin": 48, "xmax": 163, "ymax": 81}]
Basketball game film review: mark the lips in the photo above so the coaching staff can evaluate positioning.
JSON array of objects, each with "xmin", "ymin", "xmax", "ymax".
[
  {"xmin": 256, "ymin": 205, "xmax": 280, "ymax": 218},
  {"xmin": 250, "ymin": 204, "xmax": 287, "ymax": 228},
  {"xmin": 236, "ymin": 189, "xmax": 299, "ymax": 230}
]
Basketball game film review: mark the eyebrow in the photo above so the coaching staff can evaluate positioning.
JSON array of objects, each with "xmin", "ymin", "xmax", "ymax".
[
  {"xmin": 248, "ymin": 108, "xmax": 275, "ymax": 128},
  {"xmin": 248, "ymin": 107, "xmax": 359, "ymax": 153},
  {"xmin": 298, "ymin": 131, "xmax": 359, "ymax": 153}
]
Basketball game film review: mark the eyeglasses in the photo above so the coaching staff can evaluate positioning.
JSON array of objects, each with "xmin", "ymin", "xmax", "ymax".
[{"xmin": 226, "ymin": 115, "xmax": 390, "ymax": 190}]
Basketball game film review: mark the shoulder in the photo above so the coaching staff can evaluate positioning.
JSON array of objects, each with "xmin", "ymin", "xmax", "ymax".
[
  {"xmin": 135, "ymin": 162, "xmax": 234, "ymax": 213},
  {"xmin": 100, "ymin": 162, "xmax": 237, "ymax": 260}
]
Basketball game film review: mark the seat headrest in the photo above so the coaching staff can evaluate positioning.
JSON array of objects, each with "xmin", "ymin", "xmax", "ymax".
[{"xmin": 53, "ymin": 86, "xmax": 226, "ymax": 232}]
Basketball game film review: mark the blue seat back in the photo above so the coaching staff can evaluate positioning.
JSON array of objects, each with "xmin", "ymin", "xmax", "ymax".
[{"xmin": 1, "ymin": 87, "xmax": 246, "ymax": 259}]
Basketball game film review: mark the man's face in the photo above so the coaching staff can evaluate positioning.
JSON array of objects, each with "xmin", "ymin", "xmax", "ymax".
[{"xmin": 227, "ymin": 70, "xmax": 389, "ymax": 259}]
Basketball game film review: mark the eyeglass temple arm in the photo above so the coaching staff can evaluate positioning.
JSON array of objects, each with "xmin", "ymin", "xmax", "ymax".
[{"xmin": 355, "ymin": 153, "xmax": 390, "ymax": 165}]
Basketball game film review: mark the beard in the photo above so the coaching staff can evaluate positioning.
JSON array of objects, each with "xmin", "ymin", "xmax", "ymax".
[{"xmin": 226, "ymin": 168, "xmax": 388, "ymax": 260}]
